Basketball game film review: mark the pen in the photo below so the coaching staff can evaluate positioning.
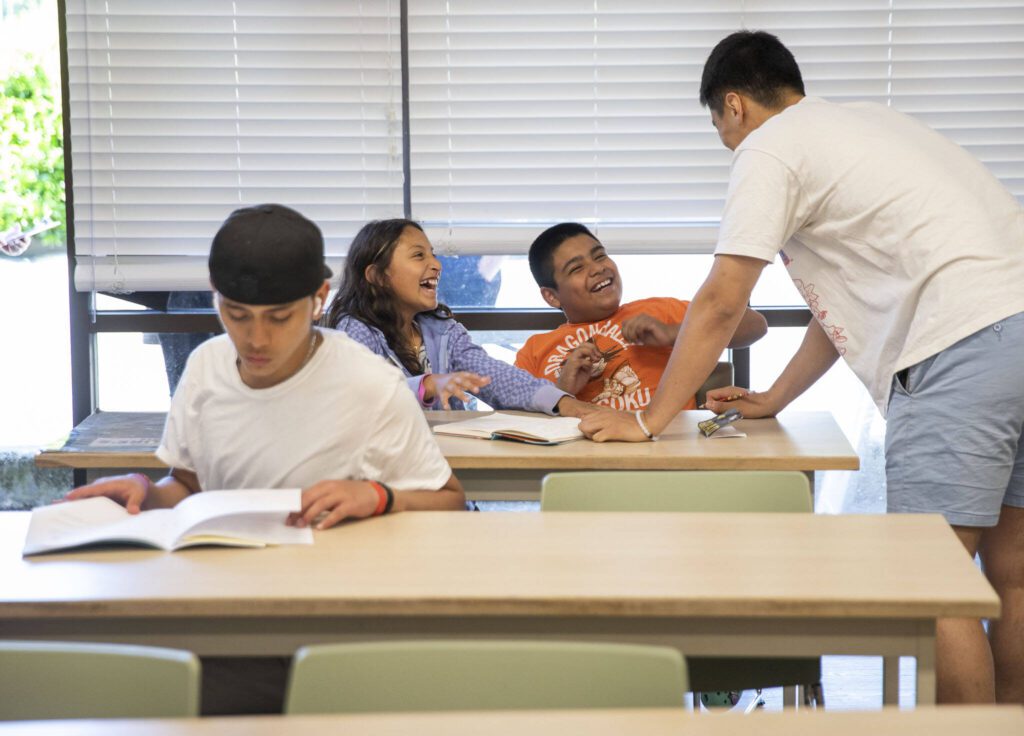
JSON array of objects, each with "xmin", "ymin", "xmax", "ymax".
[{"xmin": 698, "ymin": 394, "xmax": 744, "ymax": 410}]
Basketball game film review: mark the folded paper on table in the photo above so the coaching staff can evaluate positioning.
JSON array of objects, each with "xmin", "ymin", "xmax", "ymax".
[
  {"xmin": 433, "ymin": 412, "xmax": 584, "ymax": 446},
  {"xmin": 22, "ymin": 489, "xmax": 313, "ymax": 556},
  {"xmin": 707, "ymin": 425, "xmax": 746, "ymax": 439}
]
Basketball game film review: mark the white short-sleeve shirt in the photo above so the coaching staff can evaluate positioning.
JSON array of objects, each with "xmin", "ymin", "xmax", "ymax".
[
  {"xmin": 157, "ymin": 329, "xmax": 453, "ymax": 492},
  {"xmin": 715, "ymin": 96, "xmax": 1024, "ymax": 413}
]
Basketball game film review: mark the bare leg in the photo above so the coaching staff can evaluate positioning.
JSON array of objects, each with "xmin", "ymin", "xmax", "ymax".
[
  {"xmin": 979, "ymin": 504, "xmax": 1024, "ymax": 704},
  {"xmin": 936, "ymin": 525, "xmax": 995, "ymax": 703}
]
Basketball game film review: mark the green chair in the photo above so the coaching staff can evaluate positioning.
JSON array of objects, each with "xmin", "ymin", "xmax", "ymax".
[
  {"xmin": 0, "ymin": 641, "xmax": 200, "ymax": 721},
  {"xmin": 541, "ymin": 470, "xmax": 822, "ymax": 708},
  {"xmin": 285, "ymin": 640, "xmax": 687, "ymax": 714}
]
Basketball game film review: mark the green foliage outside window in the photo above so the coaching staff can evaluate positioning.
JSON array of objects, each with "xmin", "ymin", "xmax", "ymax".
[{"xmin": 1, "ymin": 61, "xmax": 65, "ymax": 248}]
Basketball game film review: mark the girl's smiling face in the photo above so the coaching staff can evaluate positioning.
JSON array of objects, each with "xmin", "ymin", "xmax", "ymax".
[{"xmin": 379, "ymin": 226, "xmax": 442, "ymax": 321}]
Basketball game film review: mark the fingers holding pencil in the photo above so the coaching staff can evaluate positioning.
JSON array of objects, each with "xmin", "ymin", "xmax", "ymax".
[
  {"xmin": 700, "ymin": 386, "xmax": 749, "ymax": 409},
  {"xmin": 700, "ymin": 386, "xmax": 778, "ymax": 419}
]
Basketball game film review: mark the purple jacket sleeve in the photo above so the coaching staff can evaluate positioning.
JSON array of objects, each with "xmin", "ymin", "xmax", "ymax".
[{"xmin": 444, "ymin": 322, "xmax": 569, "ymax": 414}]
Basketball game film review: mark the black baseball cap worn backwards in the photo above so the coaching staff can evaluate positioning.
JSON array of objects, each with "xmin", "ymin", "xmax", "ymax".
[{"xmin": 209, "ymin": 204, "xmax": 332, "ymax": 305}]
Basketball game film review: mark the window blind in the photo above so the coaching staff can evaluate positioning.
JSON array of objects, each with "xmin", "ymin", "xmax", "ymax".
[
  {"xmin": 66, "ymin": 0, "xmax": 403, "ymax": 292},
  {"xmin": 65, "ymin": 1, "xmax": 1024, "ymax": 288},
  {"xmin": 409, "ymin": 0, "xmax": 1023, "ymax": 255}
]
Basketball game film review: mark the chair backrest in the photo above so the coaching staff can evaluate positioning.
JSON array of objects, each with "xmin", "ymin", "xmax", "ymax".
[
  {"xmin": 0, "ymin": 641, "xmax": 200, "ymax": 721},
  {"xmin": 696, "ymin": 361, "xmax": 734, "ymax": 409},
  {"xmin": 540, "ymin": 470, "xmax": 811, "ymax": 513},
  {"xmin": 285, "ymin": 640, "xmax": 687, "ymax": 714}
]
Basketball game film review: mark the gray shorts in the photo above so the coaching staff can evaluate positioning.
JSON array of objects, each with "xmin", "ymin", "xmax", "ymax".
[{"xmin": 886, "ymin": 311, "xmax": 1024, "ymax": 527}]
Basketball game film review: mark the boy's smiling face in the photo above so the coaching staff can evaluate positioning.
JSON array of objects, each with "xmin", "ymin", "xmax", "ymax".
[{"xmin": 540, "ymin": 233, "xmax": 623, "ymax": 324}]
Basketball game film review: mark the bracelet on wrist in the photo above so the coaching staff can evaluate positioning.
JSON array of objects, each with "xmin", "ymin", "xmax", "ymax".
[
  {"xmin": 634, "ymin": 409, "xmax": 658, "ymax": 441},
  {"xmin": 369, "ymin": 481, "xmax": 395, "ymax": 516}
]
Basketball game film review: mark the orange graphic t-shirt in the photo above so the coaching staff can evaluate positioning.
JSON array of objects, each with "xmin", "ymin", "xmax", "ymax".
[{"xmin": 515, "ymin": 297, "xmax": 697, "ymax": 411}]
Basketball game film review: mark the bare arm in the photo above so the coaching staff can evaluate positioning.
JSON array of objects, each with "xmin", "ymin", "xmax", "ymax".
[
  {"xmin": 292, "ymin": 473, "xmax": 466, "ymax": 530},
  {"xmin": 623, "ymin": 305, "xmax": 766, "ymax": 350},
  {"xmin": 392, "ymin": 473, "xmax": 466, "ymax": 512},
  {"xmin": 64, "ymin": 467, "xmax": 199, "ymax": 513},
  {"xmin": 727, "ymin": 307, "xmax": 768, "ymax": 348},
  {"xmin": 580, "ymin": 254, "xmax": 766, "ymax": 441},
  {"xmin": 705, "ymin": 319, "xmax": 839, "ymax": 417},
  {"xmin": 644, "ymin": 255, "xmax": 766, "ymax": 433}
]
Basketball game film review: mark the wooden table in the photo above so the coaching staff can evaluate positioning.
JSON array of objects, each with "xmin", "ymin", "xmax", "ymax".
[
  {"xmin": 2, "ymin": 707, "xmax": 1022, "ymax": 735},
  {"xmin": 35, "ymin": 410, "xmax": 859, "ymax": 500},
  {"xmin": 0, "ymin": 511, "xmax": 997, "ymax": 705}
]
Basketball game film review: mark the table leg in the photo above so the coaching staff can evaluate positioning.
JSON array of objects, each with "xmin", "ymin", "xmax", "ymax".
[
  {"xmin": 916, "ymin": 637, "xmax": 936, "ymax": 705},
  {"xmin": 883, "ymin": 656, "xmax": 900, "ymax": 705}
]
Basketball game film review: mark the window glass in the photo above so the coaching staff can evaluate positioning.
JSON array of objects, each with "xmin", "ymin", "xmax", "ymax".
[
  {"xmin": 96, "ymin": 333, "xmax": 178, "ymax": 411},
  {"xmin": 442, "ymin": 254, "xmax": 805, "ymax": 309}
]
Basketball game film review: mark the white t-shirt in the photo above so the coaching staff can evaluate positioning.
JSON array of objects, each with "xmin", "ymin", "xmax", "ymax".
[
  {"xmin": 157, "ymin": 329, "xmax": 453, "ymax": 493},
  {"xmin": 715, "ymin": 96, "xmax": 1024, "ymax": 413}
]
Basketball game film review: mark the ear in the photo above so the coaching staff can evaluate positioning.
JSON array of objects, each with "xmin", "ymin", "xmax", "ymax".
[
  {"xmin": 724, "ymin": 91, "xmax": 744, "ymax": 121},
  {"xmin": 312, "ymin": 280, "xmax": 330, "ymax": 319},
  {"xmin": 364, "ymin": 263, "xmax": 382, "ymax": 286},
  {"xmin": 540, "ymin": 286, "xmax": 562, "ymax": 311}
]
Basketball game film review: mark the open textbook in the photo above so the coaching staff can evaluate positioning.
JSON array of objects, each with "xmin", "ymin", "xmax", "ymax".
[
  {"xmin": 433, "ymin": 412, "xmax": 584, "ymax": 446},
  {"xmin": 22, "ymin": 489, "xmax": 313, "ymax": 556}
]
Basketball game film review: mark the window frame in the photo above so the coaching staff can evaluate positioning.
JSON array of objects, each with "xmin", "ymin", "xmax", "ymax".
[{"xmin": 57, "ymin": 0, "xmax": 818, "ymax": 444}]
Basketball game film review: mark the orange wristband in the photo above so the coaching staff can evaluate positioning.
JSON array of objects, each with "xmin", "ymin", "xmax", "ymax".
[{"xmin": 369, "ymin": 481, "xmax": 392, "ymax": 516}]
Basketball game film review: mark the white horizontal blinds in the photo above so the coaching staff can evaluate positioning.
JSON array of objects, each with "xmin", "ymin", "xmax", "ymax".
[
  {"xmin": 888, "ymin": 1, "xmax": 1024, "ymax": 201},
  {"xmin": 407, "ymin": 1, "xmax": 894, "ymax": 254},
  {"xmin": 66, "ymin": 0, "xmax": 402, "ymax": 292}
]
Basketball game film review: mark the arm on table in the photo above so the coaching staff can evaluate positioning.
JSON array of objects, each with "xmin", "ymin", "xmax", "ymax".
[
  {"xmin": 703, "ymin": 318, "xmax": 840, "ymax": 417},
  {"xmin": 292, "ymin": 473, "xmax": 466, "ymax": 530},
  {"xmin": 63, "ymin": 468, "xmax": 199, "ymax": 513},
  {"xmin": 581, "ymin": 254, "xmax": 766, "ymax": 442}
]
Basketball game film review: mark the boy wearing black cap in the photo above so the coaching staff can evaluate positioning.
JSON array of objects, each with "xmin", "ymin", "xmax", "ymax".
[
  {"xmin": 65, "ymin": 204, "xmax": 465, "ymax": 714},
  {"xmin": 69, "ymin": 203, "xmax": 464, "ymax": 525}
]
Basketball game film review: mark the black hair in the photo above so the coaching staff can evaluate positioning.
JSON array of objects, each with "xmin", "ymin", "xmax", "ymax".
[
  {"xmin": 323, "ymin": 218, "xmax": 451, "ymax": 376},
  {"xmin": 528, "ymin": 222, "xmax": 599, "ymax": 289},
  {"xmin": 699, "ymin": 30, "xmax": 805, "ymax": 113}
]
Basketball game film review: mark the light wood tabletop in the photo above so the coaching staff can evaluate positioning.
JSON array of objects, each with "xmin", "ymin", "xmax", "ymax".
[
  {"xmin": 1, "ymin": 706, "xmax": 1022, "ymax": 736},
  {"xmin": 34, "ymin": 410, "xmax": 859, "ymax": 500},
  {"xmin": 0, "ymin": 511, "xmax": 997, "ymax": 704}
]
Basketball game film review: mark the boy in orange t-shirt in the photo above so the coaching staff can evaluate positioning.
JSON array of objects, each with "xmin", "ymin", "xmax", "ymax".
[{"xmin": 515, "ymin": 223, "xmax": 767, "ymax": 411}]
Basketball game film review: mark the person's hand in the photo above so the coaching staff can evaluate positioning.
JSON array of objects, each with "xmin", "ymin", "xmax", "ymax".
[
  {"xmin": 703, "ymin": 386, "xmax": 778, "ymax": 418},
  {"xmin": 556, "ymin": 341, "xmax": 604, "ymax": 394},
  {"xmin": 289, "ymin": 480, "xmax": 380, "ymax": 530},
  {"xmin": 555, "ymin": 396, "xmax": 598, "ymax": 418},
  {"xmin": 621, "ymin": 314, "xmax": 678, "ymax": 347},
  {"xmin": 423, "ymin": 372, "xmax": 491, "ymax": 409},
  {"xmin": 0, "ymin": 231, "xmax": 31, "ymax": 257},
  {"xmin": 579, "ymin": 407, "xmax": 650, "ymax": 443},
  {"xmin": 62, "ymin": 473, "xmax": 151, "ymax": 514}
]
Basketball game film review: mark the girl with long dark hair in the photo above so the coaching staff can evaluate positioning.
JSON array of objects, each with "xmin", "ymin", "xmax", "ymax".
[{"xmin": 324, "ymin": 219, "xmax": 590, "ymax": 416}]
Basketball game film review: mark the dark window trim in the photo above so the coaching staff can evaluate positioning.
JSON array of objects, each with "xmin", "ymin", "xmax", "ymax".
[{"xmin": 87, "ymin": 306, "xmax": 810, "ymax": 334}]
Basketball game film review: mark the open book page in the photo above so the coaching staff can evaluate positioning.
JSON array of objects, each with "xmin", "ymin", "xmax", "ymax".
[
  {"xmin": 22, "ymin": 489, "xmax": 312, "ymax": 556},
  {"xmin": 170, "ymin": 489, "xmax": 312, "ymax": 549},
  {"xmin": 22, "ymin": 498, "xmax": 176, "ymax": 554},
  {"xmin": 433, "ymin": 412, "xmax": 583, "ymax": 444}
]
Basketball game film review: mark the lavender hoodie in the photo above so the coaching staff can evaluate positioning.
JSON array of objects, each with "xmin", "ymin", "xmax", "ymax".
[{"xmin": 335, "ymin": 313, "xmax": 568, "ymax": 414}]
